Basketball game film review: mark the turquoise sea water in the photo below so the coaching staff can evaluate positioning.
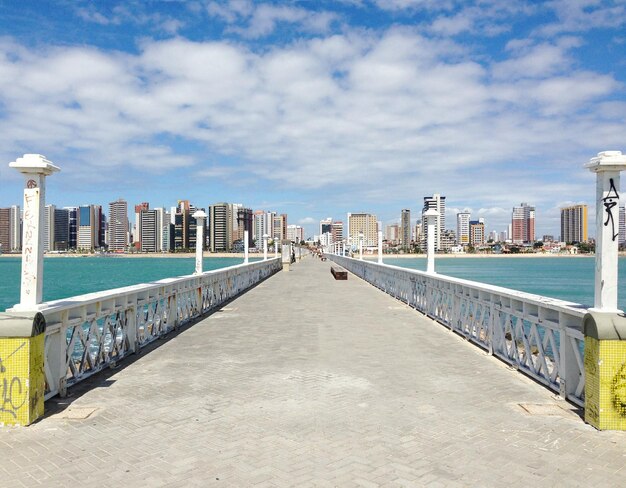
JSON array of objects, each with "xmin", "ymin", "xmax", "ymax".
[
  {"xmin": 382, "ymin": 256, "xmax": 626, "ymax": 309},
  {"xmin": 2, "ymin": 255, "xmax": 625, "ymax": 312},
  {"xmin": 0, "ymin": 256, "xmax": 260, "ymax": 312}
]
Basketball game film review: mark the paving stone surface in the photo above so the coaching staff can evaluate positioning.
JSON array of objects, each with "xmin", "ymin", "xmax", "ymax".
[{"xmin": 1, "ymin": 256, "xmax": 625, "ymax": 487}]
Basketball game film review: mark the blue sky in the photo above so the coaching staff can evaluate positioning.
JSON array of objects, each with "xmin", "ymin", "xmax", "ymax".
[{"xmin": 0, "ymin": 0, "xmax": 625, "ymax": 239}]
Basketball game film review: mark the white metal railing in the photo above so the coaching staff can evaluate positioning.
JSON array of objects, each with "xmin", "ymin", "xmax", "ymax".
[
  {"xmin": 328, "ymin": 255, "xmax": 587, "ymax": 407},
  {"xmin": 40, "ymin": 258, "xmax": 281, "ymax": 400}
]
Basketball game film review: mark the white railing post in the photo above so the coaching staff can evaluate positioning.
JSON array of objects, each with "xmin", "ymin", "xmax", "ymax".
[
  {"xmin": 359, "ymin": 232, "xmax": 363, "ymax": 260},
  {"xmin": 8, "ymin": 154, "xmax": 60, "ymax": 311},
  {"xmin": 127, "ymin": 294, "xmax": 138, "ymax": 352},
  {"xmin": 244, "ymin": 230, "xmax": 249, "ymax": 263},
  {"xmin": 378, "ymin": 230, "xmax": 383, "ymax": 264},
  {"xmin": 585, "ymin": 151, "xmax": 626, "ymax": 312},
  {"xmin": 263, "ymin": 234, "xmax": 268, "ymax": 261},
  {"xmin": 192, "ymin": 210, "xmax": 207, "ymax": 275},
  {"xmin": 425, "ymin": 208, "xmax": 438, "ymax": 274}
]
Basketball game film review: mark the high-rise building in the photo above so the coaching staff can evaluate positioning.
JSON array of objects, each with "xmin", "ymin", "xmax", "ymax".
[
  {"xmin": 133, "ymin": 202, "xmax": 149, "ymax": 249},
  {"xmin": 456, "ymin": 211, "xmax": 471, "ymax": 246},
  {"xmin": 140, "ymin": 209, "xmax": 158, "ymax": 252},
  {"xmin": 0, "ymin": 208, "xmax": 10, "ymax": 252},
  {"xmin": 347, "ymin": 213, "xmax": 377, "ymax": 247},
  {"xmin": 331, "ymin": 221, "xmax": 343, "ymax": 244},
  {"xmin": 414, "ymin": 221, "xmax": 422, "ymax": 245},
  {"xmin": 441, "ymin": 229, "xmax": 456, "ymax": 251},
  {"xmin": 43, "ymin": 204, "xmax": 55, "ymax": 252},
  {"xmin": 78, "ymin": 205, "xmax": 99, "ymax": 251},
  {"xmin": 386, "ymin": 224, "xmax": 399, "ymax": 244},
  {"xmin": 560, "ymin": 204, "xmax": 588, "ymax": 244},
  {"xmin": 171, "ymin": 200, "xmax": 196, "ymax": 251},
  {"xmin": 53, "ymin": 208, "xmax": 70, "ymax": 251},
  {"xmin": 489, "ymin": 230, "xmax": 498, "ymax": 242},
  {"xmin": 469, "ymin": 219, "xmax": 485, "ymax": 247},
  {"xmin": 155, "ymin": 207, "xmax": 166, "ymax": 252},
  {"xmin": 286, "ymin": 225, "xmax": 304, "ymax": 242},
  {"xmin": 511, "ymin": 203, "xmax": 535, "ymax": 244},
  {"xmin": 421, "ymin": 194, "xmax": 446, "ymax": 251},
  {"xmin": 108, "ymin": 199, "xmax": 129, "ymax": 252},
  {"xmin": 210, "ymin": 203, "xmax": 232, "ymax": 252},
  {"xmin": 236, "ymin": 207, "xmax": 254, "ymax": 248},
  {"xmin": 400, "ymin": 209, "xmax": 411, "ymax": 249},
  {"xmin": 253, "ymin": 211, "xmax": 264, "ymax": 243},
  {"xmin": 274, "ymin": 214, "xmax": 287, "ymax": 241},
  {"xmin": 98, "ymin": 210, "xmax": 106, "ymax": 249},
  {"xmin": 320, "ymin": 218, "xmax": 332, "ymax": 236}
]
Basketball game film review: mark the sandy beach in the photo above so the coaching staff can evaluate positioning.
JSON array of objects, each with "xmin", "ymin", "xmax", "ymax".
[{"xmin": 0, "ymin": 251, "xmax": 614, "ymax": 259}]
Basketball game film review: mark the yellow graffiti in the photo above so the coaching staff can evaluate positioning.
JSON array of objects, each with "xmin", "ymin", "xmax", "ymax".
[{"xmin": 0, "ymin": 336, "xmax": 45, "ymax": 426}]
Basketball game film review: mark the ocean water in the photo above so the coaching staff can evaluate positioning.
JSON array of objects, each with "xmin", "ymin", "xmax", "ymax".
[
  {"xmin": 0, "ymin": 256, "xmax": 260, "ymax": 312},
  {"xmin": 2, "ymin": 255, "xmax": 625, "ymax": 313},
  {"xmin": 382, "ymin": 256, "xmax": 626, "ymax": 309}
]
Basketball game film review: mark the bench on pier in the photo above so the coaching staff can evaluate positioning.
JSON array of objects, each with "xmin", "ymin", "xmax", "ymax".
[{"xmin": 331, "ymin": 265, "xmax": 347, "ymax": 280}]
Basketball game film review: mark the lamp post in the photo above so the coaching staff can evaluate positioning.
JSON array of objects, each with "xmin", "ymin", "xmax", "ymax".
[
  {"xmin": 192, "ymin": 210, "xmax": 207, "ymax": 274},
  {"xmin": 275, "ymin": 236, "xmax": 279, "ymax": 258},
  {"xmin": 263, "ymin": 234, "xmax": 269, "ymax": 261},
  {"xmin": 377, "ymin": 230, "xmax": 383, "ymax": 264},
  {"xmin": 9, "ymin": 154, "xmax": 60, "ymax": 310},
  {"xmin": 585, "ymin": 151, "xmax": 626, "ymax": 312},
  {"xmin": 359, "ymin": 232, "xmax": 364, "ymax": 260},
  {"xmin": 244, "ymin": 230, "xmax": 249, "ymax": 264},
  {"xmin": 424, "ymin": 208, "xmax": 438, "ymax": 274}
]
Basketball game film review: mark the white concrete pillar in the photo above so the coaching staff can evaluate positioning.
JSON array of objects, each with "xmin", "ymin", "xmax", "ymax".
[
  {"xmin": 275, "ymin": 237, "xmax": 279, "ymax": 258},
  {"xmin": 9, "ymin": 154, "xmax": 60, "ymax": 310},
  {"xmin": 359, "ymin": 232, "xmax": 363, "ymax": 260},
  {"xmin": 585, "ymin": 151, "xmax": 626, "ymax": 312},
  {"xmin": 378, "ymin": 230, "xmax": 383, "ymax": 264},
  {"xmin": 192, "ymin": 210, "xmax": 207, "ymax": 274},
  {"xmin": 263, "ymin": 234, "xmax": 268, "ymax": 261},
  {"xmin": 425, "ymin": 208, "xmax": 438, "ymax": 274},
  {"xmin": 244, "ymin": 230, "xmax": 249, "ymax": 263}
]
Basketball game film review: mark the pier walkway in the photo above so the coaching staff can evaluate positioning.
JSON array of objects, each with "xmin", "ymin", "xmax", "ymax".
[{"xmin": 1, "ymin": 257, "xmax": 625, "ymax": 487}]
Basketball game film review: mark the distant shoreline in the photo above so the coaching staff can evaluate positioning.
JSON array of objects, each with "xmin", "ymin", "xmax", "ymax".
[
  {"xmin": 364, "ymin": 253, "xmax": 596, "ymax": 259},
  {"xmin": 1, "ymin": 252, "xmax": 622, "ymax": 260},
  {"xmin": 0, "ymin": 252, "xmax": 255, "ymax": 259}
]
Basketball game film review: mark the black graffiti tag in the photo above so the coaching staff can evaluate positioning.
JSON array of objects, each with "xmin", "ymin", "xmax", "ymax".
[
  {"xmin": 603, "ymin": 178, "xmax": 620, "ymax": 242},
  {"xmin": 0, "ymin": 342, "xmax": 28, "ymax": 420}
]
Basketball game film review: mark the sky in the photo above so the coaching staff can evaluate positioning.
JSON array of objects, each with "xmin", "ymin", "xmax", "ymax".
[{"xmin": 0, "ymin": 0, "xmax": 625, "ymax": 239}]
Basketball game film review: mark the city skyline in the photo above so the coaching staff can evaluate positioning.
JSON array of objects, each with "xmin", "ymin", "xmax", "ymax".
[{"xmin": 0, "ymin": 1, "xmax": 625, "ymax": 237}]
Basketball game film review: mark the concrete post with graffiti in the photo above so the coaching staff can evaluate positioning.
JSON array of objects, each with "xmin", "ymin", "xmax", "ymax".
[
  {"xmin": 9, "ymin": 154, "xmax": 60, "ymax": 310},
  {"xmin": 585, "ymin": 151, "xmax": 626, "ymax": 313},
  {"xmin": 2, "ymin": 155, "xmax": 57, "ymax": 426},
  {"xmin": 583, "ymin": 150, "xmax": 626, "ymax": 430}
]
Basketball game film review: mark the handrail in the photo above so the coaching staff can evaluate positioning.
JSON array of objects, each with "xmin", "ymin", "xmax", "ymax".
[
  {"xmin": 327, "ymin": 255, "xmax": 586, "ymax": 407},
  {"xmin": 40, "ymin": 258, "xmax": 282, "ymax": 399}
]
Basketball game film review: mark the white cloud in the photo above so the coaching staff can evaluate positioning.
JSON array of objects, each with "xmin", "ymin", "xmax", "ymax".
[
  {"xmin": 206, "ymin": 1, "xmax": 337, "ymax": 38},
  {"xmin": 298, "ymin": 217, "xmax": 316, "ymax": 224},
  {"xmin": 0, "ymin": 25, "xmax": 623, "ymax": 236},
  {"xmin": 539, "ymin": 0, "xmax": 626, "ymax": 36}
]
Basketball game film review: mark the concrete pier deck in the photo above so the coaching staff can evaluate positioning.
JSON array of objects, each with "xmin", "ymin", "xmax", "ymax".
[{"xmin": 1, "ymin": 257, "xmax": 625, "ymax": 487}]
